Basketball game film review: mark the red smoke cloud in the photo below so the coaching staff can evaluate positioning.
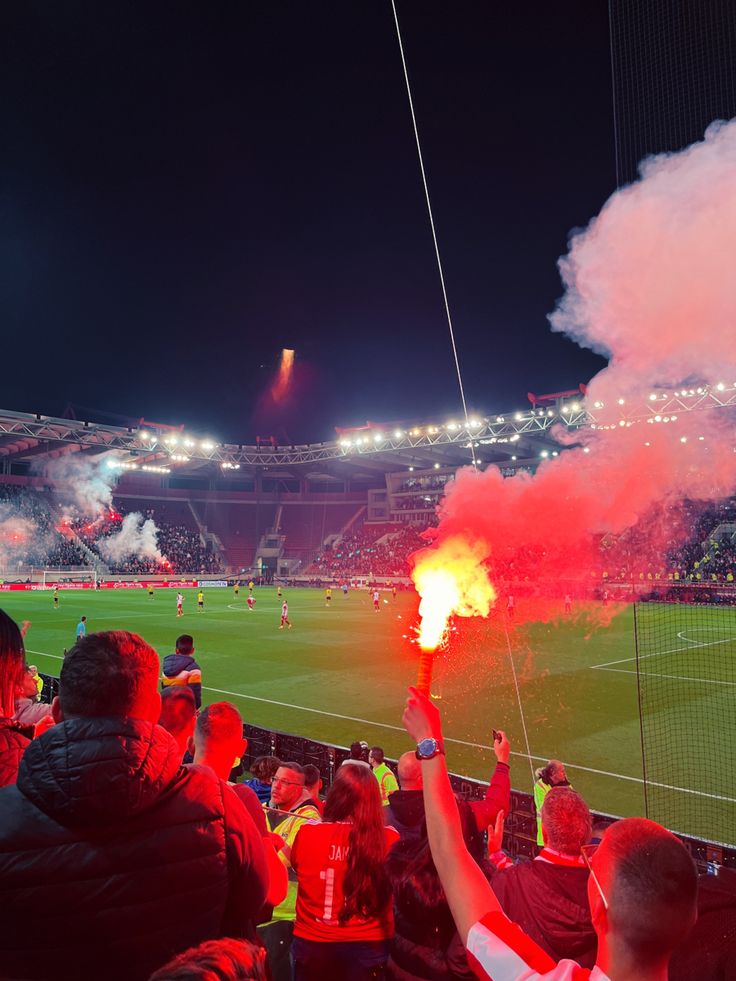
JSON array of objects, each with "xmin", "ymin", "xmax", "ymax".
[{"xmin": 413, "ymin": 119, "xmax": 736, "ymax": 623}]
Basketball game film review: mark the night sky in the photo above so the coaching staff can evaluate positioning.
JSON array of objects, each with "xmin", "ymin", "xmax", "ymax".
[{"xmin": 3, "ymin": 2, "xmax": 612, "ymax": 443}]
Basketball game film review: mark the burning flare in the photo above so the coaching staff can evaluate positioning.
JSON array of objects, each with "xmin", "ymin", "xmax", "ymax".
[{"xmin": 411, "ymin": 535, "xmax": 496, "ymax": 651}]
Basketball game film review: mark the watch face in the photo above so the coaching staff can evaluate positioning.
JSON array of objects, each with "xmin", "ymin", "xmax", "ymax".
[{"xmin": 417, "ymin": 737, "xmax": 438, "ymax": 759}]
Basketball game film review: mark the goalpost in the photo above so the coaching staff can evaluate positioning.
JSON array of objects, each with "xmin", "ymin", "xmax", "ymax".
[{"xmin": 41, "ymin": 567, "xmax": 98, "ymax": 588}]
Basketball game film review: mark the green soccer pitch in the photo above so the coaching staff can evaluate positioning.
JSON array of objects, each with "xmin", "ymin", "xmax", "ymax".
[{"xmin": 2, "ymin": 585, "xmax": 732, "ymax": 845}]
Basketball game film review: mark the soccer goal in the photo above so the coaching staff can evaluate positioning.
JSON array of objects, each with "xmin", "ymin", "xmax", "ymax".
[{"xmin": 41, "ymin": 567, "xmax": 98, "ymax": 588}]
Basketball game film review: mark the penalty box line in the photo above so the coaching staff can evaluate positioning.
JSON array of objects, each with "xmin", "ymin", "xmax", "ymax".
[
  {"xmin": 27, "ymin": 649, "xmax": 736, "ymax": 804},
  {"xmin": 593, "ymin": 666, "xmax": 736, "ymax": 687},
  {"xmin": 590, "ymin": 632, "xmax": 735, "ymax": 670}
]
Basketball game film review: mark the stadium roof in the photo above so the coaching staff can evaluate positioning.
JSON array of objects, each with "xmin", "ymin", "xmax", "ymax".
[{"xmin": 1, "ymin": 384, "xmax": 735, "ymax": 481}]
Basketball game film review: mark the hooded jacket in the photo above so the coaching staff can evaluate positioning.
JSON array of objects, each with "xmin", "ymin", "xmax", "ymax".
[{"xmin": 0, "ymin": 716, "xmax": 268, "ymax": 981}]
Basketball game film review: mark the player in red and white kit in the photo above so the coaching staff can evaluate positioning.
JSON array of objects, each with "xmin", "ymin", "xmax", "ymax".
[
  {"xmin": 176, "ymin": 592, "xmax": 184, "ymax": 617},
  {"xmin": 372, "ymin": 589, "xmax": 380, "ymax": 612},
  {"xmin": 247, "ymin": 595, "xmax": 256, "ymax": 611},
  {"xmin": 279, "ymin": 599, "xmax": 291, "ymax": 630}
]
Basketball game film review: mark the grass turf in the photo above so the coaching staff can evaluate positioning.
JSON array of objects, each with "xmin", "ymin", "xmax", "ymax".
[{"xmin": 3, "ymin": 586, "xmax": 733, "ymax": 845}]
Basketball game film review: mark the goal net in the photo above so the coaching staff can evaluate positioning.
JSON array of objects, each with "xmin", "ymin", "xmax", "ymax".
[{"xmin": 633, "ymin": 590, "xmax": 736, "ymax": 847}]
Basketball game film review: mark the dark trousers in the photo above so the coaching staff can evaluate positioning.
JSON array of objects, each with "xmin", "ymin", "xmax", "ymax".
[{"xmin": 292, "ymin": 936, "xmax": 390, "ymax": 981}]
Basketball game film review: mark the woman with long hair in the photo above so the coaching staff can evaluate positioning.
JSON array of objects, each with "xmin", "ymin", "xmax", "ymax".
[
  {"xmin": 385, "ymin": 799, "xmax": 491, "ymax": 980},
  {"xmin": 290, "ymin": 760, "xmax": 398, "ymax": 981},
  {"xmin": 0, "ymin": 608, "xmax": 31, "ymax": 786}
]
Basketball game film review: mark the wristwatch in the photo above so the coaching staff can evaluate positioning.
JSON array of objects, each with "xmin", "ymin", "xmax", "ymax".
[{"xmin": 415, "ymin": 736, "xmax": 445, "ymax": 760}]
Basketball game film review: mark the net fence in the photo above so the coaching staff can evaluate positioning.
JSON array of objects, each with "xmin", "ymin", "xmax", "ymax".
[{"xmin": 633, "ymin": 593, "xmax": 736, "ymax": 845}]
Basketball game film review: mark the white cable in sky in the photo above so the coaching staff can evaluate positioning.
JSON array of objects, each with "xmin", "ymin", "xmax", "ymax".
[{"xmin": 390, "ymin": 0, "xmax": 477, "ymax": 469}]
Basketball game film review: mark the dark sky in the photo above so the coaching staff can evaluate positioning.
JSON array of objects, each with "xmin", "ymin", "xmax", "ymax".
[{"xmin": 2, "ymin": 1, "xmax": 612, "ymax": 443}]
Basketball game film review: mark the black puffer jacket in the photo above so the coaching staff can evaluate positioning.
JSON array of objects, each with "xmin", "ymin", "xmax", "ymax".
[{"xmin": 0, "ymin": 717, "xmax": 268, "ymax": 981}]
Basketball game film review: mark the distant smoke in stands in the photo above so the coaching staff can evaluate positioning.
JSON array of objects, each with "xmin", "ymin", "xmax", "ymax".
[
  {"xmin": 41, "ymin": 453, "xmax": 117, "ymax": 517},
  {"xmin": 0, "ymin": 506, "xmax": 45, "ymax": 569},
  {"xmin": 415, "ymin": 119, "xmax": 736, "ymax": 619},
  {"xmin": 98, "ymin": 513, "xmax": 163, "ymax": 565}
]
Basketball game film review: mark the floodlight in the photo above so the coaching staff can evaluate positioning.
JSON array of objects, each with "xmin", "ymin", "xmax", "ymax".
[
  {"xmin": 433, "ymin": 462, "xmax": 440, "ymax": 469},
  {"xmin": 540, "ymin": 450, "xmax": 549, "ymax": 458},
  {"xmin": 617, "ymin": 398, "xmax": 625, "ymax": 405},
  {"xmin": 717, "ymin": 382, "xmax": 725, "ymax": 391},
  {"xmin": 394, "ymin": 430, "xmax": 402, "ymax": 438},
  {"xmin": 511, "ymin": 455, "xmax": 516, "ymax": 461},
  {"xmin": 561, "ymin": 406, "xmax": 569, "ymax": 414},
  {"xmin": 680, "ymin": 436, "xmax": 687, "ymax": 443},
  {"xmin": 583, "ymin": 447, "xmax": 590, "ymax": 454}
]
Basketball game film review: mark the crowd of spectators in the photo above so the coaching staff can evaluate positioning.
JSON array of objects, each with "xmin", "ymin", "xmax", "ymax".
[
  {"xmin": 0, "ymin": 485, "xmax": 86, "ymax": 569},
  {"xmin": 308, "ymin": 523, "xmax": 431, "ymax": 579},
  {"xmin": 75, "ymin": 505, "xmax": 221, "ymax": 575},
  {"xmin": 396, "ymin": 474, "xmax": 450, "ymax": 494},
  {"xmin": 1, "ymin": 605, "xmax": 733, "ymax": 980}
]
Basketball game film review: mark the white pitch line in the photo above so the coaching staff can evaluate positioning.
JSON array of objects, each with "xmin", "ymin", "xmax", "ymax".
[
  {"xmin": 594, "ymin": 666, "xmax": 736, "ymax": 686},
  {"xmin": 590, "ymin": 632, "xmax": 734, "ymax": 669},
  {"xmin": 27, "ymin": 651, "xmax": 736, "ymax": 803}
]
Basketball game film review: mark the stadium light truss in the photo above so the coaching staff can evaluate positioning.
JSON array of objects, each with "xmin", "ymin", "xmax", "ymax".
[{"xmin": 1, "ymin": 384, "xmax": 735, "ymax": 469}]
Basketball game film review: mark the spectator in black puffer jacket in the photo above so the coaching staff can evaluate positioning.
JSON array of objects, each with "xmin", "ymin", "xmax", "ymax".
[
  {"xmin": 0, "ymin": 629, "xmax": 269, "ymax": 981},
  {"xmin": 0, "ymin": 608, "xmax": 31, "ymax": 787}
]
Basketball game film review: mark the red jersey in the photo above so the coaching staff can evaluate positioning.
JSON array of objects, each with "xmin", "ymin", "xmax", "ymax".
[{"xmin": 291, "ymin": 821, "xmax": 398, "ymax": 943}]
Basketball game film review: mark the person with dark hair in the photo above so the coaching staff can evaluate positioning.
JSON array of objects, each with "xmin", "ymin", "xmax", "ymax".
[
  {"xmin": 0, "ymin": 630, "xmax": 268, "ymax": 981},
  {"xmin": 267, "ymin": 762, "xmax": 322, "ymax": 863},
  {"xmin": 158, "ymin": 685, "xmax": 197, "ymax": 758},
  {"xmin": 488, "ymin": 787, "xmax": 597, "ymax": 967},
  {"xmin": 369, "ymin": 745, "xmax": 399, "ymax": 806},
  {"xmin": 244, "ymin": 755, "xmax": 282, "ymax": 805},
  {"xmin": 402, "ymin": 686, "xmax": 698, "ymax": 981},
  {"xmin": 343, "ymin": 740, "xmax": 371, "ymax": 769},
  {"xmin": 386, "ymin": 774, "xmax": 491, "ymax": 981},
  {"xmin": 0, "ymin": 608, "xmax": 31, "ymax": 786},
  {"xmin": 162, "ymin": 633, "xmax": 202, "ymax": 708},
  {"xmin": 75, "ymin": 614, "xmax": 87, "ymax": 640},
  {"xmin": 290, "ymin": 762, "xmax": 398, "ymax": 980},
  {"xmin": 302, "ymin": 763, "xmax": 324, "ymax": 815},
  {"xmin": 148, "ymin": 937, "xmax": 269, "ymax": 981}
]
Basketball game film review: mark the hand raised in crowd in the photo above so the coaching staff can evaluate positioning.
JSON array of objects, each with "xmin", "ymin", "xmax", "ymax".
[
  {"xmin": 487, "ymin": 809, "xmax": 505, "ymax": 855},
  {"xmin": 492, "ymin": 728, "xmax": 510, "ymax": 764},
  {"xmin": 402, "ymin": 685, "xmax": 443, "ymax": 742}
]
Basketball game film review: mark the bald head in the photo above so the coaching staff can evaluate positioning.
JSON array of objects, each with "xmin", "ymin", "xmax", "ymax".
[{"xmin": 397, "ymin": 751, "xmax": 423, "ymax": 790}]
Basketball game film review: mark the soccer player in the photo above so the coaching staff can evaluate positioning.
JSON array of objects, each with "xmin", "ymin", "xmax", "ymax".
[
  {"xmin": 506, "ymin": 594, "xmax": 515, "ymax": 619},
  {"xmin": 341, "ymin": 582, "xmax": 348, "ymax": 597},
  {"xmin": 277, "ymin": 585, "xmax": 282, "ymax": 598},
  {"xmin": 248, "ymin": 580, "xmax": 254, "ymax": 595},
  {"xmin": 197, "ymin": 589, "xmax": 204, "ymax": 612},
  {"xmin": 234, "ymin": 581, "xmax": 240, "ymax": 597},
  {"xmin": 148, "ymin": 584, "xmax": 155, "ymax": 600},
  {"xmin": 53, "ymin": 587, "xmax": 59, "ymax": 609},
  {"xmin": 564, "ymin": 594, "xmax": 572, "ymax": 615},
  {"xmin": 247, "ymin": 595, "xmax": 256, "ymax": 611},
  {"xmin": 75, "ymin": 616, "xmax": 87, "ymax": 641},
  {"xmin": 392, "ymin": 584, "xmax": 397, "ymax": 601},
  {"xmin": 279, "ymin": 599, "xmax": 292, "ymax": 630},
  {"xmin": 325, "ymin": 586, "xmax": 332, "ymax": 607},
  {"xmin": 176, "ymin": 592, "xmax": 184, "ymax": 617},
  {"xmin": 372, "ymin": 588, "xmax": 380, "ymax": 612}
]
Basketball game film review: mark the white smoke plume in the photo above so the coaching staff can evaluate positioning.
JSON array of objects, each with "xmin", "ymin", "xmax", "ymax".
[
  {"xmin": 42, "ymin": 453, "xmax": 117, "ymax": 518},
  {"xmin": 98, "ymin": 513, "xmax": 163, "ymax": 565}
]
